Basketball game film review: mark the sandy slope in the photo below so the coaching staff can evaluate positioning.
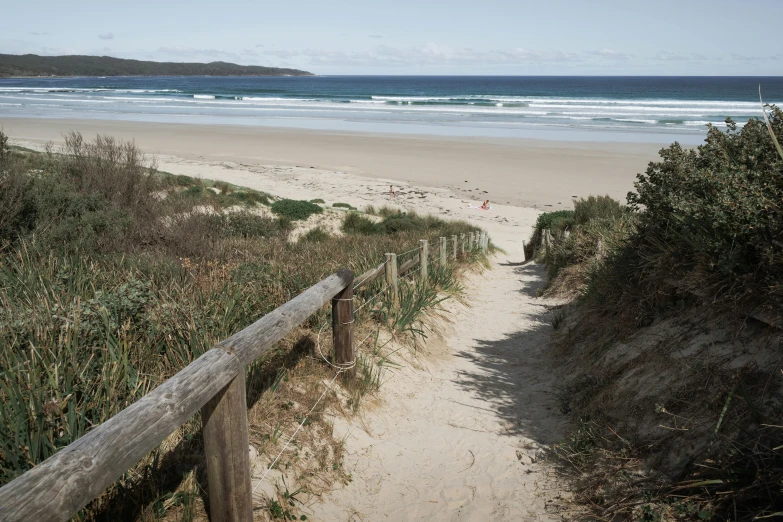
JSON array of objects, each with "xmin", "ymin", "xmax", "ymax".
[{"xmin": 307, "ymin": 242, "xmax": 569, "ymax": 521}]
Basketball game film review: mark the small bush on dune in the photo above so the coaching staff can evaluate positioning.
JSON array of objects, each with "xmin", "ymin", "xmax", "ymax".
[
  {"xmin": 363, "ymin": 204, "xmax": 376, "ymax": 215},
  {"xmin": 377, "ymin": 205, "xmax": 399, "ymax": 218},
  {"xmin": 210, "ymin": 212, "xmax": 291, "ymax": 239},
  {"xmin": 535, "ymin": 209, "xmax": 575, "ymax": 232},
  {"xmin": 309, "ymin": 198, "xmax": 325, "ymax": 204},
  {"xmin": 213, "ymin": 180, "xmax": 233, "ymax": 194},
  {"xmin": 299, "ymin": 227, "xmax": 331, "ymax": 243},
  {"xmin": 342, "ymin": 212, "xmax": 379, "ymax": 234},
  {"xmin": 223, "ymin": 190, "xmax": 271, "ymax": 207},
  {"xmin": 271, "ymin": 198, "xmax": 323, "ymax": 221},
  {"xmin": 332, "ymin": 202, "xmax": 356, "ymax": 210},
  {"xmin": 573, "ymin": 195, "xmax": 625, "ymax": 224}
]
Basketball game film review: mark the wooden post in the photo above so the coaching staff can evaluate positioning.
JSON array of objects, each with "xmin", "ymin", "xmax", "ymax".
[
  {"xmin": 468, "ymin": 232, "xmax": 474, "ymax": 252},
  {"xmin": 544, "ymin": 229, "xmax": 551, "ymax": 260},
  {"xmin": 385, "ymin": 253, "xmax": 398, "ymax": 308},
  {"xmin": 332, "ymin": 275, "xmax": 355, "ymax": 381},
  {"xmin": 439, "ymin": 237, "xmax": 447, "ymax": 267},
  {"xmin": 419, "ymin": 239, "xmax": 428, "ymax": 284},
  {"xmin": 451, "ymin": 235, "xmax": 458, "ymax": 261},
  {"xmin": 201, "ymin": 373, "xmax": 253, "ymax": 522},
  {"xmin": 522, "ymin": 239, "xmax": 526, "ymax": 262},
  {"xmin": 460, "ymin": 233, "xmax": 466, "ymax": 256}
]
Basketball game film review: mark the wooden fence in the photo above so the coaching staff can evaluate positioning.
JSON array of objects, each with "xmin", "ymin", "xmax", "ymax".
[{"xmin": 0, "ymin": 231, "xmax": 490, "ymax": 522}]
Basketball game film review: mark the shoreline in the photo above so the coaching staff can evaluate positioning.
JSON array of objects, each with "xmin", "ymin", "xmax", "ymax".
[{"xmin": 1, "ymin": 117, "xmax": 663, "ymax": 210}]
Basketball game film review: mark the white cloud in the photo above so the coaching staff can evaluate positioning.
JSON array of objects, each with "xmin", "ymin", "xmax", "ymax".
[
  {"xmin": 258, "ymin": 44, "xmax": 582, "ymax": 67},
  {"xmin": 157, "ymin": 46, "xmax": 237, "ymax": 59},
  {"xmin": 589, "ymin": 49, "xmax": 631, "ymax": 61},
  {"xmin": 98, "ymin": 33, "xmax": 114, "ymax": 40},
  {"xmin": 655, "ymin": 51, "xmax": 708, "ymax": 61}
]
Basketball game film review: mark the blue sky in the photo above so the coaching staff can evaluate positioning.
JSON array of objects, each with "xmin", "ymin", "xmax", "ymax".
[{"xmin": 3, "ymin": 0, "xmax": 782, "ymax": 75}]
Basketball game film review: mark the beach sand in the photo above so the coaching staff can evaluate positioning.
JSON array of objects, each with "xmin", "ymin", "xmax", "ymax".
[{"xmin": 2, "ymin": 117, "xmax": 661, "ymax": 210}]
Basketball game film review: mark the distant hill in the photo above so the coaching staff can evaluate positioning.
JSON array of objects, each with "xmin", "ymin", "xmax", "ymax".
[{"xmin": 0, "ymin": 54, "xmax": 313, "ymax": 77}]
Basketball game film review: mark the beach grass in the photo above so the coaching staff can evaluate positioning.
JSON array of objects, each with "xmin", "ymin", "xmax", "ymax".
[{"xmin": 0, "ymin": 131, "xmax": 481, "ymax": 520}]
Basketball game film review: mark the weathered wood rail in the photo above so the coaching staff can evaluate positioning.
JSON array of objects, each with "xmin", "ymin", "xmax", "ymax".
[{"xmin": 0, "ymin": 230, "xmax": 490, "ymax": 522}]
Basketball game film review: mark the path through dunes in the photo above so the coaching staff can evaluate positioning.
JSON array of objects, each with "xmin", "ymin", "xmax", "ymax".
[{"xmin": 310, "ymin": 243, "xmax": 569, "ymax": 521}]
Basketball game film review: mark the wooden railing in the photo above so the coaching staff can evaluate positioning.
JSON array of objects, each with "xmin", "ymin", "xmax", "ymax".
[{"xmin": 0, "ymin": 231, "xmax": 489, "ymax": 522}]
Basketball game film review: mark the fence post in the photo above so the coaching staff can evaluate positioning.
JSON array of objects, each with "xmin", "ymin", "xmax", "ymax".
[
  {"xmin": 439, "ymin": 237, "xmax": 447, "ymax": 267},
  {"xmin": 522, "ymin": 239, "xmax": 526, "ymax": 262},
  {"xmin": 419, "ymin": 239, "xmax": 428, "ymax": 284},
  {"xmin": 468, "ymin": 232, "xmax": 474, "ymax": 252},
  {"xmin": 332, "ymin": 273, "xmax": 355, "ymax": 382},
  {"xmin": 201, "ymin": 373, "xmax": 253, "ymax": 522},
  {"xmin": 385, "ymin": 253, "xmax": 398, "ymax": 308},
  {"xmin": 451, "ymin": 234, "xmax": 458, "ymax": 261},
  {"xmin": 544, "ymin": 229, "xmax": 551, "ymax": 260},
  {"xmin": 460, "ymin": 233, "xmax": 466, "ymax": 256}
]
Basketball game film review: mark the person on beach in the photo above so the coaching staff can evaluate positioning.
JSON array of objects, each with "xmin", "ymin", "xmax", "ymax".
[
  {"xmin": 467, "ymin": 199, "xmax": 491, "ymax": 210},
  {"xmin": 389, "ymin": 185, "xmax": 395, "ymax": 200}
]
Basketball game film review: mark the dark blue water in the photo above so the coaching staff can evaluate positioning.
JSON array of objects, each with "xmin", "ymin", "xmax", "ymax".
[{"xmin": 2, "ymin": 76, "xmax": 781, "ymax": 141}]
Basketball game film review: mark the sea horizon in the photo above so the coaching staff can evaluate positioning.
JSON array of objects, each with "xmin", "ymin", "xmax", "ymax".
[{"xmin": 2, "ymin": 75, "xmax": 782, "ymax": 144}]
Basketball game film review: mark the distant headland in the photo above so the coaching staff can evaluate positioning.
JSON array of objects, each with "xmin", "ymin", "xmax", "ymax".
[{"xmin": 0, "ymin": 53, "xmax": 314, "ymax": 78}]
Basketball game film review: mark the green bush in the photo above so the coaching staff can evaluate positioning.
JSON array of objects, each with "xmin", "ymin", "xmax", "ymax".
[
  {"xmin": 342, "ymin": 212, "xmax": 379, "ymax": 234},
  {"xmin": 573, "ymin": 195, "xmax": 625, "ymax": 225},
  {"xmin": 535, "ymin": 210, "xmax": 575, "ymax": 232},
  {"xmin": 270, "ymin": 199, "xmax": 323, "ymax": 221},
  {"xmin": 173, "ymin": 174, "xmax": 196, "ymax": 186},
  {"xmin": 380, "ymin": 214, "xmax": 425, "ymax": 233},
  {"xmin": 589, "ymin": 108, "xmax": 783, "ymax": 322},
  {"xmin": 332, "ymin": 202, "xmax": 356, "ymax": 210},
  {"xmin": 213, "ymin": 180, "xmax": 233, "ymax": 195},
  {"xmin": 299, "ymin": 227, "xmax": 331, "ymax": 243},
  {"xmin": 210, "ymin": 212, "xmax": 290, "ymax": 239},
  {"xmin": 223, "ymin": 190, "xmax": 271, "ymax": 207},
  {"xmin": 309, "ymin": 198, "xmax": 325, "ymax": 204}
]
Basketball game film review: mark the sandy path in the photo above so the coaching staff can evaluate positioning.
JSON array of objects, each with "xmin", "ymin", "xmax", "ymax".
[{"xmin": 310, "ymin": 243, "xmax": 568, "ymax": 521}]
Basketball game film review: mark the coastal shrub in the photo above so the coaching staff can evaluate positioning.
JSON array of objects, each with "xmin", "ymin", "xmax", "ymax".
[
  {"xmin": 222, "ymin": 190, "xmax": 271, "ymax": 207},
  {"xmin": 363, "ymin": 204, "xmax": 376, "ymax": 215},
  {"xmin": 342, "ymin": 212, "xmax": 379, "ymax": 234},
  {"xmin": 586, "ymin": 109, "xmax": 783, "ymax": 323},
  {"xmin": 299, "ymin": 227, "xmax": 331, "ymax": 243},
  {"xmin": 209, "ymin": 212, "xmax": 290, "ymax": 239},
  {"xmin": 173, "ymin": 174, "xmax": 196, "ymax": 186},
  {"xmin": 573, "ymin": 195, "xmax": 625, "ymax": 224},
  {"xmin": 213, "ymin": 180, "xmax": 233, "ymax": 194},
  {"xmin": 309, "ymin": 198, "xmax": 325, "ymax": 204},
  {"xmin": 377, "ymin": 205, "xmax": 399, "ymax": 218},
  {"xmin": 332, "ymin": 202, "xmax": 356, "ymax": 210},
  {"xmin": 270, "ymin": 198, "xmax": 323, "ymax": 221},
  {"xmin": 380, "ymin": 213, "xmax": 425, "ymax": 233},
  {"xmin": 535, "ymin": 210, "xmax": 575, "ymax": 232}
]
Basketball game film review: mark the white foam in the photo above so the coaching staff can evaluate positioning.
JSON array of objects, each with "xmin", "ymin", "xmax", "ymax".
[{"xmin": 193, "ymin": 94, "xmax": 215, "ymax": 99}]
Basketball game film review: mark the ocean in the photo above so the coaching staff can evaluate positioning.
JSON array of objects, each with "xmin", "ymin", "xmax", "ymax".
[{"xmin": 1, "ymin": 76, "xmax": 782, "ymax": 143}]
